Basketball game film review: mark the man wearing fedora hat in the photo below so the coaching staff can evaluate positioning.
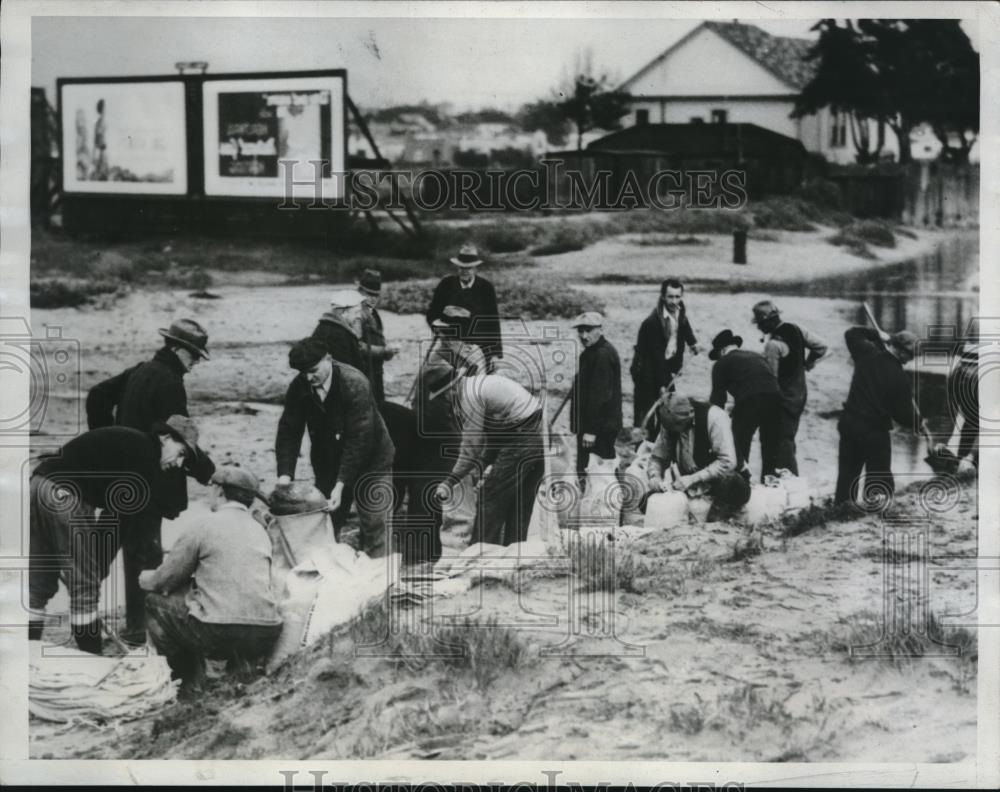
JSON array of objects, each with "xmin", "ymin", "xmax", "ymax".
[
  {"xmin": 834, "ymin": 325, "xmax": 926, "ymax": 506},
  {"xmin": 426, "ymin": 244, "xmax": 503, "ymax": 373},
  {"xmin": 86, "ymin": 318, "xmax": 215, "ymax": 643},
  {"xmin": 139, "ymin": 465, "xmax": 282, "ymax": 694},
  {"xmin": 28, "ymin": 415, "xmax": 206, "ymax": 653},
  {"xmin": 570, "ymin": 312, "xmax": 622, "ymax": 478},
  {"xmin": 751, "ymin": 299, "xmax": 828, "ymax": 476},
  {"xmin": 708, "ymin": 328, "xmax": 783, "ymax": 481},
  {"xmin": 356, "ymin": 269, "xmax": 399, "ymax": 402},
  {"xmin": 311, "ymin": 288, "xmax": 369, "ymax": 378}
]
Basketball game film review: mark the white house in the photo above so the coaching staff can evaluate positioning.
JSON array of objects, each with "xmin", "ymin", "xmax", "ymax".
[{"xmin": 619, "ymin": 21, "xmax": 901, "ymax": 165}]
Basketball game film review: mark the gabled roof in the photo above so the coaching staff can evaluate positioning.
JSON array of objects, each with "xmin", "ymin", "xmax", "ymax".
[
  {"xmin": 584, "ymin": 123, "xmax": 807, "ymax": 159},
  {"xmin": 622, "ymin": 21, "xmax": 818, "ymax": 92}
]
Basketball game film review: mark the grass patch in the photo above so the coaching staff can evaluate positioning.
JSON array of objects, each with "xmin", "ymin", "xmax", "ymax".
[
  {"xmin": 828, "ymin": 219, "xmax": 898, "ymax": 259},
  {"xmin": 833, "ymin": 610, "xmax": 978, "ymax": 671},
  {"xmin": 781, "ymin": 500, "xmax": 860, "ymax": 537},
  {"xmin": 381, "ymin": 269, "xmax": 604, "ymax": 319},
  {"xmin": 348, "ymin": 601, "xmax": 528, "ymax": 691}
]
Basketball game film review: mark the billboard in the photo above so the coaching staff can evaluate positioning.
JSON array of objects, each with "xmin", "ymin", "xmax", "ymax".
[
  {"xmin": 60, "ymin": 81, "xmax": 188, "ymax": 195},
  {"xmin": 202, "ymin": 75, "xmax": 346, "ymax": 199}
]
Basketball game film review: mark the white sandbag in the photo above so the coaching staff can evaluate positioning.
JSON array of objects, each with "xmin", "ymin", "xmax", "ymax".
[
  {"xmin": 621, "ymin": 441, "xmax": 655, "ymax": 525},
  {"xmin": 778, "ymin": 471, "xmax": 811, "ymax": 513},
  {"xmin": 303, "ymin": 550, "xmax": 393, "ymax": 645},
  {"xmin": 686, "ymin": 495, "xmax": 712, "ymax": 525},
  {"xmin": 644, "ymin": 491, "xmax": 690, "ymax": 530},
  {"xmin": 743, "ymin": 484, "xmax": 788, "ymax": 526},
  {"xmin": 578, "ymin": 454, "xmax": 621, "ymax": 528},
  {"xmin": 269, "ymin": 509, "xmax": 337, "ymax": 572}
]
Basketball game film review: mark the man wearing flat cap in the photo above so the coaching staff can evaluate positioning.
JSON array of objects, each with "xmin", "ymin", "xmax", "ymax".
[
  {"xmin": 311, "ymin": 288, "xmax": 369, "ymax": 378},
  {"xmin": 85, "ymin": 318, "xmax": 215, "ymax": 643},
  {"xmin": 570, "ymin": 312, "xmax": 622, "ymax": 478},
  {"xmin": 708, "ymin": 328, "xmax": 783, "ymax": 481},
  {"xmin": 647, "ymin": 392, "xmax": 751, "ymax": 521},
  {"xmin": 426, "ymin": 244, "xmax": 503, "ymax": 373},
  {"xmin": 356, "ymin": 269, "xmax": 399, "ymax": 402},
  {"xmin": 752, "ymin": 299, "xmax": 828, "ymax": 476},
  {"xmin": 28, "ymin": 415, "xmax": 207, "ymax": 653},
  {"xmin": 140, "ymin": 465, "xmax": 282, "ymax": 694},
  {"xmin": 275, "ymin": 338, "xmax": 395, "ymax": 557},
  {"xmin": 835, "ymin": 326, "xmax": 927, "ymax": 506}
]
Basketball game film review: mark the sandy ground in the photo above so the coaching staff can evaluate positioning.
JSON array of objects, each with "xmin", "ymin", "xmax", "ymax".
[{"xmin": 26, "ymin": 226, "xmax": 979, "ymax": 762}]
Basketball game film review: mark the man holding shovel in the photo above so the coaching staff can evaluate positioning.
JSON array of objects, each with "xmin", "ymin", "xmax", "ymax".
[{"xmin": 834, "ymin": 325, "xmax": 927, "ymax": 507}]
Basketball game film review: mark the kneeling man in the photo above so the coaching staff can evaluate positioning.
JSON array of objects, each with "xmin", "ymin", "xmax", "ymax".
[
  {"xmin": 140, "ymin": 467, "xmax": 282, "ymax": 691},
  {"xmin": 647, "ymin": 394, "xmax": 751, "ymax": 521}
]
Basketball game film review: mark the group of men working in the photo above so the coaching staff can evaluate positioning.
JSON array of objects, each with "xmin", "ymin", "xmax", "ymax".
[{"xmin": 27, "ymin": 244, "xmax": 976, "ymax": 693}]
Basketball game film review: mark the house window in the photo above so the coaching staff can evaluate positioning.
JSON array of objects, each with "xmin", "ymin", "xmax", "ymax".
[
  {"xmin": 711, "ymin": 109, "xmax": 728, "ymax": 124},
  {"xmin": 690, "ymin": 116, "xmax": 704, "ymax": 124},
  {"xmin": 830, "ymin": 111, "xmax": 848, "ymax": 148},
  {"xmin": 636, "ymin": 109, "xmax": 650, "ymax": 126}
]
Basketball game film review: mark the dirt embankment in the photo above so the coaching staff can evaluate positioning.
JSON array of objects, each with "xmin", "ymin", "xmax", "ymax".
[{"xmin": 31, "ymin": 474, "xmax": 978, "ymax": 762}]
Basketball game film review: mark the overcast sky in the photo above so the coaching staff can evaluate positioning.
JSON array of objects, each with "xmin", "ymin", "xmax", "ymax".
[{"xmin": 32, "ymin": 15, "xmax": 830, "ymax": 111}]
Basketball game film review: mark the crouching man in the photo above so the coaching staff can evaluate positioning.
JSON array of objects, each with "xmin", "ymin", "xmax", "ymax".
[
  {"xmin": 139, "ymin": 467, "xmax": 282, "ymax": 692},
  {"xmin": 28, "ymin": 415, "xmax": 203, "ymax": 653},
  {"xmin": 646, "ymin": 394, "xmax": 751, "ymax": 522}
]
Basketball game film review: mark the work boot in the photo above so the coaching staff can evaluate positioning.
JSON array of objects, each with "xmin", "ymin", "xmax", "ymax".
[
  {"xmin": 28, "ymin": 620, "xmax": 44, "ymax": 641},
  {"xmin": 72, "ymin": 619, "xmax": 104, "ymax": 655}
]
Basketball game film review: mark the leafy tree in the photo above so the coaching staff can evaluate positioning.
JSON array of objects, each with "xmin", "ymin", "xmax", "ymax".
[
  {"xmin": 795, "ymin": 19, "xmax": 979, "ymax": 164},
  {"xmin": 560, "ymin": 73, "xmax": 632, "ymax": 150},
  {"xmin": 521, "ymin": 49, "xmax": 632, "ymax": 151},
  {"xmin": 517, "ymin": 99, "xmax": 570, "ymax": 147}
]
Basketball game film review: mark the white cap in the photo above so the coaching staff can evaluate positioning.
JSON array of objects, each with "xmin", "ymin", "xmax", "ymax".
[{"xmin": 329, "ymin": 289, "xmax": 365, "ymax": 308}]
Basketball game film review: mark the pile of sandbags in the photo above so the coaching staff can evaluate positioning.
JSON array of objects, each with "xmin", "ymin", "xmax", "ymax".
[{"xmin": 29, "ymin": 642, "xmax": 177, "ymax": 724}]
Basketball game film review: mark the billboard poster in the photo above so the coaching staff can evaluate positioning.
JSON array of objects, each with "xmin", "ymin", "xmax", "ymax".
[
  {"xmin": 60, "ymin": 81, "xmax": 188, "ymax": 194},
  {"xmin": 202, "ymin": 75, "xmax": 346, "ymax": 199}
]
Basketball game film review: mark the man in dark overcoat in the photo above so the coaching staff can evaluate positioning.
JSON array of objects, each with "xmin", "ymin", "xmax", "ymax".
[
  {"xmin": 569, "ymin": 311, "xmax": 623, "ymax": 477},
  {"xmin": 85, "ymin": 318, "xmax": 215, "ymax": 642},
  {"xmin": 426, "ymin": 244, "xmax": 503, "ymax": 372}
]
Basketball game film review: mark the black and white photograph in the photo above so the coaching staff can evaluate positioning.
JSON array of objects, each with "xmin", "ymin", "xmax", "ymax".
[{"xmin": 1, "ymin": 0, "xmax": 997, "ymax": 787}]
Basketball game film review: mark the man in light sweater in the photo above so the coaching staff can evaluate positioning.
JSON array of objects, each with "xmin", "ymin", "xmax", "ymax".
[
  {"xmin": 139, "ymin": 467, "xmax": 282, "ymax": 692},
  {"xmin": 432, "ymin": 370, "xmax": 544, "ymax": 546},
  {"xmin": 647, "ymin": 393, "xmax": 751, "ymax": 521}
]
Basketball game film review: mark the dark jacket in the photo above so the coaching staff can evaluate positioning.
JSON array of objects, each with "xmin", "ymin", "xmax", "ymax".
[
  {"xmin": 631, "ymin": 300, "xmax": 697, "ymax": 424},
  {"xmin": 275, "ymin": 362, "xmax": 395, "ymax": 497},
  {"xmin": 571, "ymin": 336, "xmax": 623, "ymax": 438},
  {"xmin": 426, "ymin": 274, "xmax": 503, "ymax": 363},
  {"xmin": 312, "ymin": 312, "xmax": 368, "ymax": 378},
  {"xmin": 33, "ymin": 427, "xmax": 177, "ymax": 520},
  {"xmin": 84, "ymin": 346, "xmax": 214, "ymax": 518},
  {"xmin": 843, "ymin": 327, "xmax": 919, "ymax": 432},
  {"xmin": 710, "ymin": 349, "xmax": 782, "ymax": 408},
  {"xmin": 86, "ymin": 347, "xmax": 187, "ymax": 431},
  {"xmin": 359, "ymin": 308, "xmax": 387, "ymax": 402}
]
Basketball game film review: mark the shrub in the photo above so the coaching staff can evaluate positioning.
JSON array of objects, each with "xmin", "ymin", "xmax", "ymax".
[
  {"xmin": 795, "ymin": 178, "xmax": 844, "ymax": 210},
  {"xmin": 750, "ymin": 197, "xmax": 817, "ymax": 231},
  {"xmin": 833, "ymin": 610, "xmax": 978, "ymax": 671},
  {"xmin": 30, "ymin": 278, "xmax": 122, "ymax": 308},
  {"xmin": 476, "ymin": 220, "xmax": 537, "ymax": 253},
  {"xmin": 381, "ymin": 270, "xmax": 603, "ymax": 320},
  {"xmin": 628, "ymin": 234, "xmax": 711, "ymax": 247}
]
